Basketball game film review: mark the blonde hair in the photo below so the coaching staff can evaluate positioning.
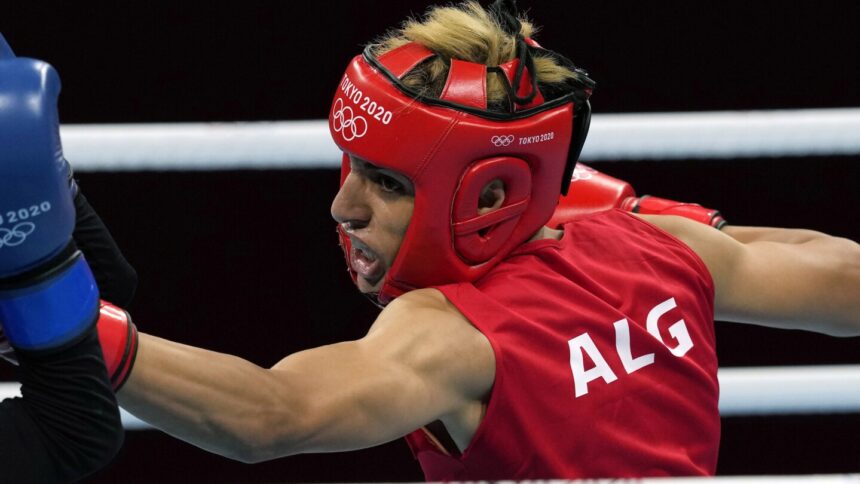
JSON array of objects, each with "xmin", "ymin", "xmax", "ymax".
[{"xmin": 371, "ymin": 1, "xmax": 585, "ymax": 112}]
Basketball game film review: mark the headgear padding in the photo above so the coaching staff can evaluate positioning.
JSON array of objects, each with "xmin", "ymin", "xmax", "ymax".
[{"xmin": 329, "ymin": 41, "xmax": 593, "ymax": 305}]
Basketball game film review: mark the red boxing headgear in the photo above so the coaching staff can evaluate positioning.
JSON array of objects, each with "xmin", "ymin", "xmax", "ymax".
[{"xmin": 329, "ymin": 41, "xmax": 593, "ymax": 304}]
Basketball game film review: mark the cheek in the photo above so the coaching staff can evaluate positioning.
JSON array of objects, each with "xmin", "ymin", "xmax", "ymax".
[
  {"xmin": 382, "ymin": 201, "xmax": 414, "ymax": 262},
  {"xmin": 394, "ymin": 200, "xmax": 414, "ymax": 238}
]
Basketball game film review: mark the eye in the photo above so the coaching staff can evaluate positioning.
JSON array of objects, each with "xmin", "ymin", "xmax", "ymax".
[{"xmin": 375, "ymin": 173, "xmax": 406, "ymax": 194}]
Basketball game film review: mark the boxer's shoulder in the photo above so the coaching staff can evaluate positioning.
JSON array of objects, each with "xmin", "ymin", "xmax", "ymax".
[
  {"xmin": 375, "ymin": 288, "xmax": 471, "ymax": 331},
  {"xmin": 368, "ymin": 288, "xmax": 494, "ymax": 393}
]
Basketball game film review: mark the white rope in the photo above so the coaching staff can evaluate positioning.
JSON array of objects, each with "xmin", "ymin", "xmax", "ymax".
[
  {"xmin": 632, "ymin": 476, "xmax": 860, "ymax": 483},
  {"xmin": 2, "ymin": 364, "xmax": 860, "ymax": 430},
  {"xmin": 62, "ymin": 121, "xmax": 335, "ymax": 171},
  {"xmin": 61, "ymin": 108, "xmax": 860, "ymax": 171},
  {"xmin": 717, "ymin": 365, "xmax": 860, "ymax": 416},
  {"xmin": 0, "ymin": 382, "xmax": 151, "ymax": 429}
]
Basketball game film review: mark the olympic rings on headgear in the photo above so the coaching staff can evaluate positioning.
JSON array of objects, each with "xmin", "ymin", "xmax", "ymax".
[
  {"xmin": 332, "ymin": 98, "xmax": 368, "ymax": 141},
  {"xmin": 491, "ymin": 134, "xmax": 514, "ymax": 147},
  {"xmin": 0, "ymin": 222, "xmax": 36, "ymax": 249}
]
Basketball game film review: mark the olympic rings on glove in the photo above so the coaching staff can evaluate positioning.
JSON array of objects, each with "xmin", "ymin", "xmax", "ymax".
[
  {"xmin": 332, "ymin": 98, "xmax": 369, "ymax": 141},
  {"xmin": 570, "ymin": 164, "xmax": 596, "ymax": 182},
  {"xmin": 0, "ymin": 222, "xmax": 36, "ymax": 249}
]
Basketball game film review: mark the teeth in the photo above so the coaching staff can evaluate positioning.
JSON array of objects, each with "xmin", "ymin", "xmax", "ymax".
[{"xmin": 357, "ymin": 247, "xmax": 377, "ymax": 262}]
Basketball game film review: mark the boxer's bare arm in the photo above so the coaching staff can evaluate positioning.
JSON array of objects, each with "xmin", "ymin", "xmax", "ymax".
[
  {"xmin": 722, "ymin": 225, "xmax": 836, "ymax": 244},
  {"xmin": 118, "ymin": 288, "xmax": 494, "ymax": 463},
  {"xmin": 640, "ymin": 214, "xmax": 860, "ymax": 336}
]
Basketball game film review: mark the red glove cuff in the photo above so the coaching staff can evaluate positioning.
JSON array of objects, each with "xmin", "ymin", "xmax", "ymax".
[
  {"xmin": 548, "ymin": 164, "xmax": 635, "ymax": 228},
  {"xmin": 621, "ymin": 195, "xmax": 727, "ymax": 229},
  {"xmin": 1, "ymin": 300, "xmax": 138, "ymax": 390},
  {"xmin": 96, "ymin": 301, "xmax": 138, "ymax": 391}
]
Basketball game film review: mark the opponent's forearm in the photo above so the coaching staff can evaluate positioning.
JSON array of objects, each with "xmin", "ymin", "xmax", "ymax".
[
  {"xmin": 118, "ymin": 333, "xmax": 306, "ymax": 463},
  {"xmin": 72, "ymin": 189, "xmax": 138, "ymax": 308},
  {"xmin": 0, "ymin": 328, "xmax": 123, "ymax": 483}
]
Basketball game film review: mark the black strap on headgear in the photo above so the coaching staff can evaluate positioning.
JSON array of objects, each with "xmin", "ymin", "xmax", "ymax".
[{"xmin": 488, "ymin": 0, "xmax": 539, "ymax": 106}]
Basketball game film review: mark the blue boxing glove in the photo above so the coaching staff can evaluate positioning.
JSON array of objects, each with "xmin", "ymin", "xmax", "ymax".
[
  {"xmin": 0, "ymin": 33, "xmax": 13, "ymax": 59},
  {"xmin": 0, "ymin": 33, "xmax": 99, "ymax": 351}
]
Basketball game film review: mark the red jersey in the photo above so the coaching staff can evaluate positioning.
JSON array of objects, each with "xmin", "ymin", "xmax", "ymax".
[{"xmin": 406, "ymin": 210, "xmax": 719, "ymax": 479}]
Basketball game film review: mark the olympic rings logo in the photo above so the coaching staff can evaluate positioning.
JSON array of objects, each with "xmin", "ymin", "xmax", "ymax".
[
  {"xmin": 491, "ymin": 135, "xmax": 515, "ymax": 147},
  {"xmin": 0, "ymin": 222, "xmax": 36, "ymax": 249},
  {"xmin": 332, "ymin": 98, "xmax": 368, "ymax": 141},
  {"xmin": 570, "ymin": 165, "xmax": 596, "ymax": 183}
]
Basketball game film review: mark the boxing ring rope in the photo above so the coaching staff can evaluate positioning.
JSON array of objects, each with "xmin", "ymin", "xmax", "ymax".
[
  {"xmin": 61, "ymin": 107, "xmax": 860, "ymax": 171},
  {"xmin": 621, "ymin": 476, "xmax": 860, "ymax": 483}
]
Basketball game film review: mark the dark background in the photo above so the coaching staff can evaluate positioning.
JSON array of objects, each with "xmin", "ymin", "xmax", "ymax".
[{"xmin": 2, "ymin": 1, "xmax": 859, "ymax": 482}]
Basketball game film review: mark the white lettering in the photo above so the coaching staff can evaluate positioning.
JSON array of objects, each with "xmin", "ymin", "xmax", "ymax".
[
  {"xmin": 518, "ymin": 131, "xmax": 555, "ymax": 145},
  {"xmin": 566, "ymin": 296, "xmax": 696, "ymax": 398},
  {"xmin": 337, "ymin": 74, "xmax": 394, "ymax": 125},
  {"xmin": 614, "ymin": 318, "xmax": 655, "ymax": 374},
  {"xmin": 646, "ymin": 297, "xmax": 694, "ymax": 357},
  {"xmin": 568, "ymin": 333, "xmax": 618, "ymax": 397}
]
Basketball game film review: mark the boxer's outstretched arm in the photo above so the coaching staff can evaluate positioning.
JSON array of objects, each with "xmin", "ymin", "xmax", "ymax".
[
  {"xmin": 721, "ymin": 225, "xmax": 836, "ymax": 245},
  {"xmin": 118, "ymin": 289, "xmax": 494, "ymax": 463},
  {"xmin": 639, "ymin": 214, "xmax": 860, "ymax": 336}
]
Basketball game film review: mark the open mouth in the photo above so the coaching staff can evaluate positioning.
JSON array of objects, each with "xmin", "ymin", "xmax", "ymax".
[{"xmin": 350, "ymin": 241, "xmax": 385, "ymax": 285}]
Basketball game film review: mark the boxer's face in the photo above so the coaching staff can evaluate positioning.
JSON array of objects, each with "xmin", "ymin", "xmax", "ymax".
[{"xmin": 331, "ymin": 156, "xmax": 415, "ymax": 294}]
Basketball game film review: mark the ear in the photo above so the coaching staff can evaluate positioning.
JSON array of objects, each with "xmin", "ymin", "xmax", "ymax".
[
  {"xmin": 451, "ymin": 156, "xmax": 531, "ymax": 264},
  {"xmin": 478, "ymin": 179, "xmax": 506, "ymax": 214}
]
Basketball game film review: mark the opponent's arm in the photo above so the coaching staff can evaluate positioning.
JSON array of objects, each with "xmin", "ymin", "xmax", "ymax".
[
  {"xmin": 0, "ymin": 36, "xmax": 123, "ymax": 481},
  {"xmin": 0, "ymin": 33, "xmax": 139, "ymax": 391},
  {"xmin": 550, "ymin": 163, "xmax": 726, "ymax": 228},
  {"xmin": 0, "ymin": 327, "xmax": 121, "ymax": 483},
  {"xmin": 71, "ymin": 184, "xmax": 138, "ymax": 308},
  {"xmin": 641, "ymin": 214, "xmax": 860, "ymax": 336},
  {"xmin": 118, "ymin": 289, "xmax": 494, "ymax": 463}
]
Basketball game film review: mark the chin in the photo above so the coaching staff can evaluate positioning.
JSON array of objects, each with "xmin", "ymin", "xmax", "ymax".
[{"xmin": 357, "ymin": 275, "xmax": 385, "ymax": 294}]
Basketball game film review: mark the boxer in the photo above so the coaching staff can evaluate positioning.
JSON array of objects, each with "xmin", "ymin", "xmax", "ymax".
[
  {"xmin": 0, "ymin": 33, "xmax": 123, "ymax": 482},
  {"xmin": 7, "ymin": 0, "xmax": 860, "ymax": 479}
]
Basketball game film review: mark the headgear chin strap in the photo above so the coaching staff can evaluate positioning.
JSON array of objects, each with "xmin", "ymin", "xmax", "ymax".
[{"xmin": 330, "ymin": 41, "xmax": 593, "ymax": 305}]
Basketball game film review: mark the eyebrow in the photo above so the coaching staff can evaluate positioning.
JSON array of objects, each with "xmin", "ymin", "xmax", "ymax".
[
  {"xmin": 350, "ymin": 156, "xmax": 415, "ymax": 194},
  {"xmin": 351, "ymin": 156, "xmax": 382, "ymax": 172},
  {"xmin": 351, "ymin": 156, "xmax": 395, "ymax": 177}
]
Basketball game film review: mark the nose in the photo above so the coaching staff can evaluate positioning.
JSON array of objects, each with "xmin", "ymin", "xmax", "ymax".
[{"xmin": 330, "ymin": 171, "xmax": 370, "ymax": 229}]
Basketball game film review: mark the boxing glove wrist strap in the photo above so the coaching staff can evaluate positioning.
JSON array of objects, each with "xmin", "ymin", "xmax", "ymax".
[
  {"xmin": 0, "ymin": 247, "xmax": 99, "ymax": 351},
  {"xmin": 0, "ymin": 300, "xmax": 139, "ymax": 391},
  {"xmin": 96, "ymin": 301, "xmax": 139, "ymax": 391},
  {"xmin": 621, "ymin": 195, "xmax": 727, "ymax": 229}
]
